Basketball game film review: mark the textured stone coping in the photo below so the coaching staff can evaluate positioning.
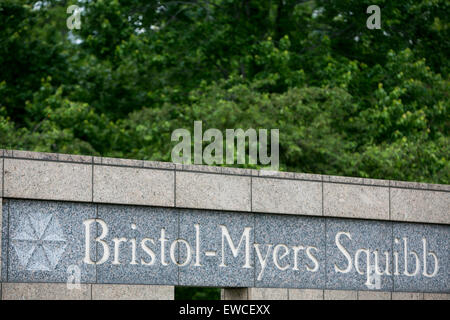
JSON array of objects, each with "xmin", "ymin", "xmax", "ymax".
[
  {"xmin": 0, "ymin": 283, "xmax": 174, "ymax": 300},
  {"xmin": 1, "ymin": 149, "xmax": 448, "ymax": 188},
  {"xmin": 221, "ymin": 288, "xmax": 449, "ymax": 300},
  {"xmin": 1, "ymin": 149, "xmax": 448, "ymax": 224}
]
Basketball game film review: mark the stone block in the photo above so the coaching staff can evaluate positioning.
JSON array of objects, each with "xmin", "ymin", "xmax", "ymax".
[
  {"xmin": 94, "ymin": 165, "xmax": 174, "ymax": 207},
  {"xmin": 357, "ymin": 291, "xmax": 391, "ymax": 300},
  {"xmin": 392, "ymin": 223, "xmax": 449, "ymax": 292},
  {"xmin": 391, "ymin": 292, "xmax": 423, "ymax": 300},
  {"xmin": 324, "ymin": 289, "xmax": 357, "ymax": 300},
  {"xmin": 2, "ymin": 282, "xmax": 91, "ymax": 300},
  {"xmin": 96, "ymin": 205, "xmax": 178, "ymax": 285},
  {"xmin": 288, "ymin": 289, "xmax": 323, "ymax": 300},
  {"xmin": 92, "ymin": 284, "xmax": 174, "ymax": 300},
  {"xmin": 176, "ymin": 171, "xmax": 251, "ymax": 212},
  {"xmin": 252, "ymin": 177, "xmax": 322, "ymax": 216},
  {"xmin": 326, "ymin": 218, "xmax": 393, "ymax": 291},
  {"xmin": 323, "ymin": 183, "xmax": 389, "ymax": 220},
  {"xmin": 4, "ymin": 159, "xmax": 92, "ymax": 202},
  {"xmin": 391, "ymin": 188, "xmax": 450, "ymax": 224},
  {"xmin": 5, "ymin": 200, "xmax": 96, "ymax": 283},
  {"xmin": 423, "ymin": 293, "xmax": 449, "ymax": 300},
  {"xmin": 178, "ymin": 209, "xmax": 254, "ymax": 287},
  {"xmin": 248, "ymin": 288, "xmax": 288, "ymax": 300},
  {"xmin": 254, "ymin": 214, "xmax": 325, "ymax": 289}
]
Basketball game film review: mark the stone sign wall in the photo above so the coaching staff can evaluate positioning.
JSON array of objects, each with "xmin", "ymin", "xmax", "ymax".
[{"xmin": 0, "ymin": 149, "xmax": 448, "ymax": 300}]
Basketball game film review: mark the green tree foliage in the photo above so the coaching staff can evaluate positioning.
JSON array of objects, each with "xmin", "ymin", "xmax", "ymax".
[
  {"xmin": 0, "ymin": 0, "xmax": 448, "ymax": 183},
  {"xmin": 175, "ymin": 287, "xmax": 221, "ymax": 300}
]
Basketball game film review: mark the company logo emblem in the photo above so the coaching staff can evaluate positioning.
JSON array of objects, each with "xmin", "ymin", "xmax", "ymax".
[{"xmin": 11, "ymin": 212, "xmax": 67, "ymax": 271}]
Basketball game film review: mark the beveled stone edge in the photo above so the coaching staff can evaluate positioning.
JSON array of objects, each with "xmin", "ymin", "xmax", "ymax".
[
  {"xmin": 389, "ymin": 180, "xmax": 449, "ymax": 192},
  {"xmin": 1, "ymin": 151, "xmax": 3, "ymax": 198},
  {"xmin": 222, "ymin": 288, "xmax": 448, "ymax": 300},
  {"xmin": 3, "ymin": 149, "xmax": 448, "ymax": 190},
  {"xmin": 91, "ymin": 284, "xmax": 175, "ymax": 300},
  {"xmin": 0, "ymin": 283, "xmax": 446, "ymax": 300},
  {"xmin": 0, "ymin": 282, "xmax": 175, "ymax": 300},
  {"xmin": 3, "ymin": 149, "xmax": 448, "ymax": 189},
  {"xmin": 1, "ymin": 149, "xmax": 449, "ymax": 224}
]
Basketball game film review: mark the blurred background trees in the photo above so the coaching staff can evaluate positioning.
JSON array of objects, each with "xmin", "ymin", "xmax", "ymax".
[{"xmin": 0, "ymin": 0, "xmax": 449, "ymax": 298}]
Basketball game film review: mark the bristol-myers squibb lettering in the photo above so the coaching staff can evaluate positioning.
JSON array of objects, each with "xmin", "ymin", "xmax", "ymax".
[
  {"xmin": 334, "ymin": 231, "xmax": 438, "ymax": 286},
  {"xmin": 83, "ymin": 219, "xmax": 440, "ymax": 285}
]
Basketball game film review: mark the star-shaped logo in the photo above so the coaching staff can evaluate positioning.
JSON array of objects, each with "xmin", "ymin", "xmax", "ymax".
[{"xmin": 11, "ymin": 212, "xmax": 67, "ymax": 271}]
